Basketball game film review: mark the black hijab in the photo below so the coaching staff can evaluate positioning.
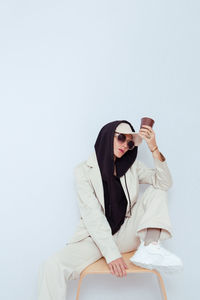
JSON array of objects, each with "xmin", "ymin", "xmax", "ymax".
[{"xmin": 94, "ymin": 120, "xmax": 138, "ymax": 234}]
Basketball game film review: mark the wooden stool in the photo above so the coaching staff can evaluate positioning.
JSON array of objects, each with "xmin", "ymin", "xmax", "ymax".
[{"xmin": 76, "ymin": 250, "xmax": 167, "ymax": 300}]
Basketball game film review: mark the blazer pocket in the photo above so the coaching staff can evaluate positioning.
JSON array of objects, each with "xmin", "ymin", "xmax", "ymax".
[
  {"xmin": 66, "ymin": 232, "xmax": 90, "ymax": 245},
  {"xmin": 65, "ymin": 218, "xmax": 90, "ymax": 244}
]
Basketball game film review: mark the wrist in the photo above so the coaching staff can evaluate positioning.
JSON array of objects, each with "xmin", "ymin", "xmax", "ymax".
[
  {"xmin": 152, "ymin": 148, "xmax": 166, "ymax": 162},
  {"xmin": 150, "ymin": 145, "xmax": 158, "ymax": 152}
]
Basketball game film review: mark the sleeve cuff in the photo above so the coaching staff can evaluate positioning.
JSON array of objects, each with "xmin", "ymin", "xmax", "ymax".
[
  {"xmin": 153, "ymin": 151, "xmax": 167, "ymax": 165},
  {"xmin": 105, "ymin": 251, "xmax": 122, "ymax": 264}
]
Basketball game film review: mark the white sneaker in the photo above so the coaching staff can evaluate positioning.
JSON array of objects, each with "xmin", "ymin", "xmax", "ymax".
[{"xmin": 129, "ymin": 240, "xmax": 183, "ymax": 273}]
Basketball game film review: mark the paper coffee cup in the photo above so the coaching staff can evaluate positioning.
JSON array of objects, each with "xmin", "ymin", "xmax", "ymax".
[{"xmin": 140, "ymin": 117, "xmax": 155, "ymax": 128}]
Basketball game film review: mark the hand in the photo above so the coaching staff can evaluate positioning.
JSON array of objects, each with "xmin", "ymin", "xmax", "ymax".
[
  {"xmin": 138, "ymin": 125, "xmax": 157, "ymax": 151},
  {"xmin": 108, "ymin": 257, "xmax": 128, "ymax": 277}
]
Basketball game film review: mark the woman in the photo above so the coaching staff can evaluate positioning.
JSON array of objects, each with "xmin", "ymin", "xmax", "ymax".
[{"xmin": 37, "ymin": 120, "xmax": 183, "ymax": 300}]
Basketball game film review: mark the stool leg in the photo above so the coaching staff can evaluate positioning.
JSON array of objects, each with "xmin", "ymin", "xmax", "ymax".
[
  {"xmin": 153, "ymin": 271, "xmax": 168, "ymax": 300},
  {"xmin": 76, "ymin": 273, "xmax": 85, "ymax": 300}
]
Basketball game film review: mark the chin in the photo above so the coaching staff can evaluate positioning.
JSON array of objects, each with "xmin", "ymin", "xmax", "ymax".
[{"xmin": 115, "ymin": 153, "xmax": 123, "ymax": 158}]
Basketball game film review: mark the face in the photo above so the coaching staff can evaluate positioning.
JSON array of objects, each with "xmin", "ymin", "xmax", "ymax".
[{"xmin": 113, "ymin": 133, "xmax": 134, "ymax": 160}]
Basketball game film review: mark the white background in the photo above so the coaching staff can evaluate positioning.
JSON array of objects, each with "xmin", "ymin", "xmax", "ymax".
[{"xmin": 0, "ymin": 1, "xmax": 199, "ymax": 299}]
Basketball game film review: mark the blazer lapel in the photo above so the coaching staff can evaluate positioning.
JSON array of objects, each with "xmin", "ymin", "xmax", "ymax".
[
  {"xmin": 119, "ymin": 174, "xmax": 130, "ymax": 203},
  {"xmin": 86, "ymin": 151, "xmax": 105, "ymax": 212}
]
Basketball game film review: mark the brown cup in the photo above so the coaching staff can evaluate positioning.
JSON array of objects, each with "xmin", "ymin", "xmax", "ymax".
[{"xmin": 140, "ymin": 117, "xmax": 155, "ymax": 128}]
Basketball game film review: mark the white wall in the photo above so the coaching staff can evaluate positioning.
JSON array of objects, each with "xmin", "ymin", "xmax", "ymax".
[{"xmin": 0, "ymin": 1, "xmax": 199, "ymax": 299}]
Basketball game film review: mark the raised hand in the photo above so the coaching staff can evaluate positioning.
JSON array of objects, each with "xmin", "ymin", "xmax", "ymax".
[{"xmin": 138, "ymin": 125, "xmax": 158, "ymax": 152}]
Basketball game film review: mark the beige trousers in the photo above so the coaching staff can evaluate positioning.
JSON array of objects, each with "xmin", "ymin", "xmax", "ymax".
[{"xmin": 37, "ymin": 185, "xmax": 173, "ymax": 300}]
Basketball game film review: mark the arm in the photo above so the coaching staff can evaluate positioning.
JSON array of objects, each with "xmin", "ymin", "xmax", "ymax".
[
  {"xmin": 74, "ymin": 164, "xmax": 122, "ymax": 264},
  {"xmin": 138, "ymin": 125, "xmax": 173, "ymax": 190},
  {"xmin": 137, "ymin": 153, "xmax": 173, "ymax": 190}
]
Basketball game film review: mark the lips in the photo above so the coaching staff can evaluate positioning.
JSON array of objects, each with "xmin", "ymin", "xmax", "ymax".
[{"xmin": 119, "ymin": 149, "xmax": 124, "ymax": 153}]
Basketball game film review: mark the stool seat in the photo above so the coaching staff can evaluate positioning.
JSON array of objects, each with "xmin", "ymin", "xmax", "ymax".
[{"xmin": 76, "ymin": 250, "xmax": 168, "ymax": 300}]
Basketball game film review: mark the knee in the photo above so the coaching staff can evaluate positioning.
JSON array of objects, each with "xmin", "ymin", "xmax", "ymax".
[{"xmin": 141, "ymin": 185, "xmax": 168, "ymax": 207}]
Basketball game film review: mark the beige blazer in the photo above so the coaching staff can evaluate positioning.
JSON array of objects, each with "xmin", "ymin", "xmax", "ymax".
[{"xmin": 67, "ymin": 150, "xmax": 173, "ymax": 264}]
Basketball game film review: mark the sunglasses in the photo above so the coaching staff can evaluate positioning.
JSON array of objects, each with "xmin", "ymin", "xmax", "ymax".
[{"xmin": 114, "ymin": 132, "xmax": 135, "ymax": 150}]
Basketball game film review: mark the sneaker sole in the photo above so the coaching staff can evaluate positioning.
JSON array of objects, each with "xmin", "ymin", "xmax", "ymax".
[{"xmin": 130, "ymin": 259, "xmax": 184, "ymax": 273}]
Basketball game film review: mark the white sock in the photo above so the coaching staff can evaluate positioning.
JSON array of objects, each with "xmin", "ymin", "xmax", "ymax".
[{"xmin": 143, "ymin": 228, "xmax": 161, "ymax": 246}]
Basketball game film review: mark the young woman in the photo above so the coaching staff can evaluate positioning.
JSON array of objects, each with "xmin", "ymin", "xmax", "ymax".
[{"xmin": 38, "ymin": 120, "xmax": 183, "ymax": 300}]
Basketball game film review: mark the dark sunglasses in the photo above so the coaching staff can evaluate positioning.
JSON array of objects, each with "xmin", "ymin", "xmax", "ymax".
[{"xmin": 114, "ymin": 131, "xmax": 135, "ymax": 150}]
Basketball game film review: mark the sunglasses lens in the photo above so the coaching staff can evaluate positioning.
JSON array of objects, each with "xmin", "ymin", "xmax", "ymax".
[
  {"xmin": 117, "ymin": 134, "xmax": 126, "ymax": 142},
  {"xmin": 127, "ymin": 140, "xmax": 135, "ymax": 150},
  {"xmin": 116, "ymin": 132, "xmax": 135, "ymax": 150}
]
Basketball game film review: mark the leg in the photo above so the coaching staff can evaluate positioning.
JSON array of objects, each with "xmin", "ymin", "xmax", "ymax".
[
  {"xmin": 136, "ymin": 185, "xmax": 173, "ymax": 242},
  {"xmin": 114, "ymin": 185, "xmax": 173, "ymax": 253},
  {"xmin": 37, "ymin": 236, "xmax": 102, "ymax": 300},
  {"xmin": 115, "ymin": 185, "xmax": 183, "ymax": 273}
]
